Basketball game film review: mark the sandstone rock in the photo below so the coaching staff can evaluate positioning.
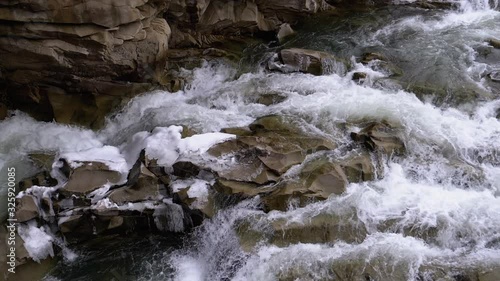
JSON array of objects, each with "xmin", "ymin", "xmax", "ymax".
[
  {"xmin": 214, "ymin": 179, "xmax": 273, "ymax": 197},
  {"xmin": 262, "ymin": 153, "xmax": 375, "ymax": 211},
  {"xmin": 0, "ymin": 0, "xmax": 170, "ymax": 128},
  {"xmin": 270, "ymin": 48, "xmax": 348, "ymax": 75},
  {"xmin": 352, "ymin": 72, "xmax": 367, "ymax": 82},
  {"xmin": 256, "ymin": 92, "xmax": 288, "ymax": 106},
  {"xmin": 361, "ymin": 52, "xmax": 387, "ymax": 63},
  {"xmin": 15, "ymin": 196, "xmax": 39, "ymax": 223},
  {"xmin": 214, "ymin": 115, "xmax": 336, "ymax": 177},
  {"xmin": 61, "ymin": 162, "xmax": 122, "ymax": 196},
  {"xmin": 109, "ymin": 164, "xmax": 161, "ymax": 204},
  {"xmin": 351, "ymin": 122, "xmax": 405, "ymax": 155}
]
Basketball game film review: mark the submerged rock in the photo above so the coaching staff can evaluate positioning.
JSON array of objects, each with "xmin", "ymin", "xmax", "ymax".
[
  {"xmin": 269, "ymin": 48, "xmax": 348, "ymax": 76},
  {"xmin": 19, "ymin": 171, "xmax": 58, "ymax": 191},
  {"xmin": 109, "ymin": 164, "xmax": 163, "ymax": 205}
]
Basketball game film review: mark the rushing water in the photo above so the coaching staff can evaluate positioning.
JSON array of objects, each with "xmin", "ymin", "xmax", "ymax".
[{"xmin": 1, "ymin": 1, "xmax": 500, "ymax": 280}]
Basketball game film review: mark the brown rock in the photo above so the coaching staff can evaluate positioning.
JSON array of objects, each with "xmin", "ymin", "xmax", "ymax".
[
  {"xmin": 361, "ymin": 52, "xmax": 387, "ymax": 63},
  {"xmin": 109, "ymin": 164, "xmax": 160, "ymax": 204},
  {"xmin": 0, "ymin": 0, "xmax": 170, "ymax": 128},
  {"xmin": 214, "ymin": 179, "xmax": 273, "ymax": 197},
  {"xmin": 262, "ymin": 153, "xmax": 375, "ymax": 211},
  {"xmin": 15, "ymin": 196, "xmax": 39, "ymax": 223},
  {"xmin": 61, "ymin": 162, "xmax": 122, "ymax": 196}
]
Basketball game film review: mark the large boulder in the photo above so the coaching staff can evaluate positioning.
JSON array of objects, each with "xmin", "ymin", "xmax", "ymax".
[{"xmin": 262, "ymin": 153, "xmax": 375, "ymax": 211}]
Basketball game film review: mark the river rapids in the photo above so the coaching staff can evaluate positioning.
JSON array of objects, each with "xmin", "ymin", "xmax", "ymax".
[{"xmin": 1, "ymin": 0, "xmax": 500, "ymax": 280}]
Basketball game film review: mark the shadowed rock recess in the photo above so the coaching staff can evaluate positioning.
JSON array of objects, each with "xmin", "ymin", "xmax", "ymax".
[{"xmin": 0, "ymin": 0, "xmax": 382, "ymax": 127}]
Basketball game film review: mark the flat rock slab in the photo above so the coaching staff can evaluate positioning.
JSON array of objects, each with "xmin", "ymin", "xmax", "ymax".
[{"xmin": 62, "ymin": 161, "xmax": 122, "ymax": 196}]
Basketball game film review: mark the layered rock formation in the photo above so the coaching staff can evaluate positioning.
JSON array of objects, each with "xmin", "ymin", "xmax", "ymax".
[
  {"xmin": 0, "ymin": 0, "xmax": 392, "ymax": 128},
  {"xmin": 0, "ymin": 0, "xmax": 171, "ymax": 127}
]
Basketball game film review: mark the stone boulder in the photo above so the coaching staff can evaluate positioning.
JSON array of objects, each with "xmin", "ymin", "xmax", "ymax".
[
  {"xmin": 262, "ymin": 153, "xmax": 375, "ymax": 211},
  {"xmin": 60, "ymin": 161, "xmax": 122, "ymax": 196},
  {"xmin": 109, "ymin": 164, "xmax": 163, "ymax": 204},
  {"xmin": 269, "ymin": 48, "xmax": 348, "ymax": 76},
  {"xmin": 490, "ymin": 39, "xmax": 500, "ymax": 49},
  {"xmin": 350, "ymin": 122, "xmax": 405, "ymax": 155},
  {"xmin": 210, "ymin": 115, "xmax": 337, "ymax": 182},
  {"xmin": 15, "ymin": 196, "xmax": 39, "ymax": 223},
  {"xmin": 0, "ymin": 0, "xmax": 170, "ymax": 128}
]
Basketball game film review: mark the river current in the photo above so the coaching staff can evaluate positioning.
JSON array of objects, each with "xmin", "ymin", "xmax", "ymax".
[{"xmin": 1, "ymin": 0, "xmax": 500, "ymax": 280}]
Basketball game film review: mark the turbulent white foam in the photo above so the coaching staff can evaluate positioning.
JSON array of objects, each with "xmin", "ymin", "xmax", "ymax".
[{"xmin": 18, "ymin": 221, "xmax": 55, "ymax": 263}]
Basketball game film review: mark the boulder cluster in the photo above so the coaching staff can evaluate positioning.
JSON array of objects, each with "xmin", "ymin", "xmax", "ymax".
[{"xmin": 11, "ymin": 115, "xmax": 405, "ymax": 267}]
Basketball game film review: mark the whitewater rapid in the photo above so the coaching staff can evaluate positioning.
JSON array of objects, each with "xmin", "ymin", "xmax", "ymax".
[{"xmin": 0, "ymin": 1, "xmax": 499, "ymax": 280}]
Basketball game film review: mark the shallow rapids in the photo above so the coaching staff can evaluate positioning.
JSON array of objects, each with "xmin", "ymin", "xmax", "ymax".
[{"xmin": 1, "ymin": 1, "xmax": 500, "ymax": 280}]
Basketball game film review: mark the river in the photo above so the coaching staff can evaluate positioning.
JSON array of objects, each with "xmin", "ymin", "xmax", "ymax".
[{"xmin": 1, "ymin": 0, "xmax": 500, "ymax": 280}]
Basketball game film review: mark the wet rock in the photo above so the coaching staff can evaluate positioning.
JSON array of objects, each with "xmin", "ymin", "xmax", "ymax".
[
  {"xmin": 18, "ymin": 171, "xmax": 58, "ymax": 191},
  {"xmin": 144, "ymin": 157, "xmax": 171, "ymax": 186},
  {"xmin": 61, "ymin": 161, "xmax": 122, "ymax": 196},
  {"xmin": 181, "ymin": 126, "xmax": 198, "ymax": 138},
  {"xmin": 214, "ymin": 116, "xmax": 336, "ymax": 178},
  {"xmin": 277, "ymin": 23, "xmax": 295, "ymax": 43},
  {"xmin": 15, "ymin": 196, "xmax": 39, "ymax": 223},
  {"xmin": 0, "ymin": 0, "xmax": 170, "ymax": 128},
  {"xmin": 489, "ymin": 38, "xmax": 500, "ymax": 49},
  {"xmin": 351, "ymin": 122, "xmax": 405, "ymax": 155},
  {"xmin": 172, "ymin": 161, "xmax": 202, "ymax": 178},
  {"xmin": 269, "ymin": 48, "xmax": 348, "ymax": 76},
  {"xmin": 262, "ymin": 153, "xmax": 375, "ymax": 211},
  {"xmin": 109, "ymin": 164, "xmax": 162, "ymax": 205}
]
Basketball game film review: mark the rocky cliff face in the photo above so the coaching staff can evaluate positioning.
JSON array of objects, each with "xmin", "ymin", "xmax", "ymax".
[
  {"xmin": 0, "ymin": 0, "xmax": 172, "ymax": 127},
  {"xmin": 0, "ymin": 0, "xmax": 383, "ymax": 128}
]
